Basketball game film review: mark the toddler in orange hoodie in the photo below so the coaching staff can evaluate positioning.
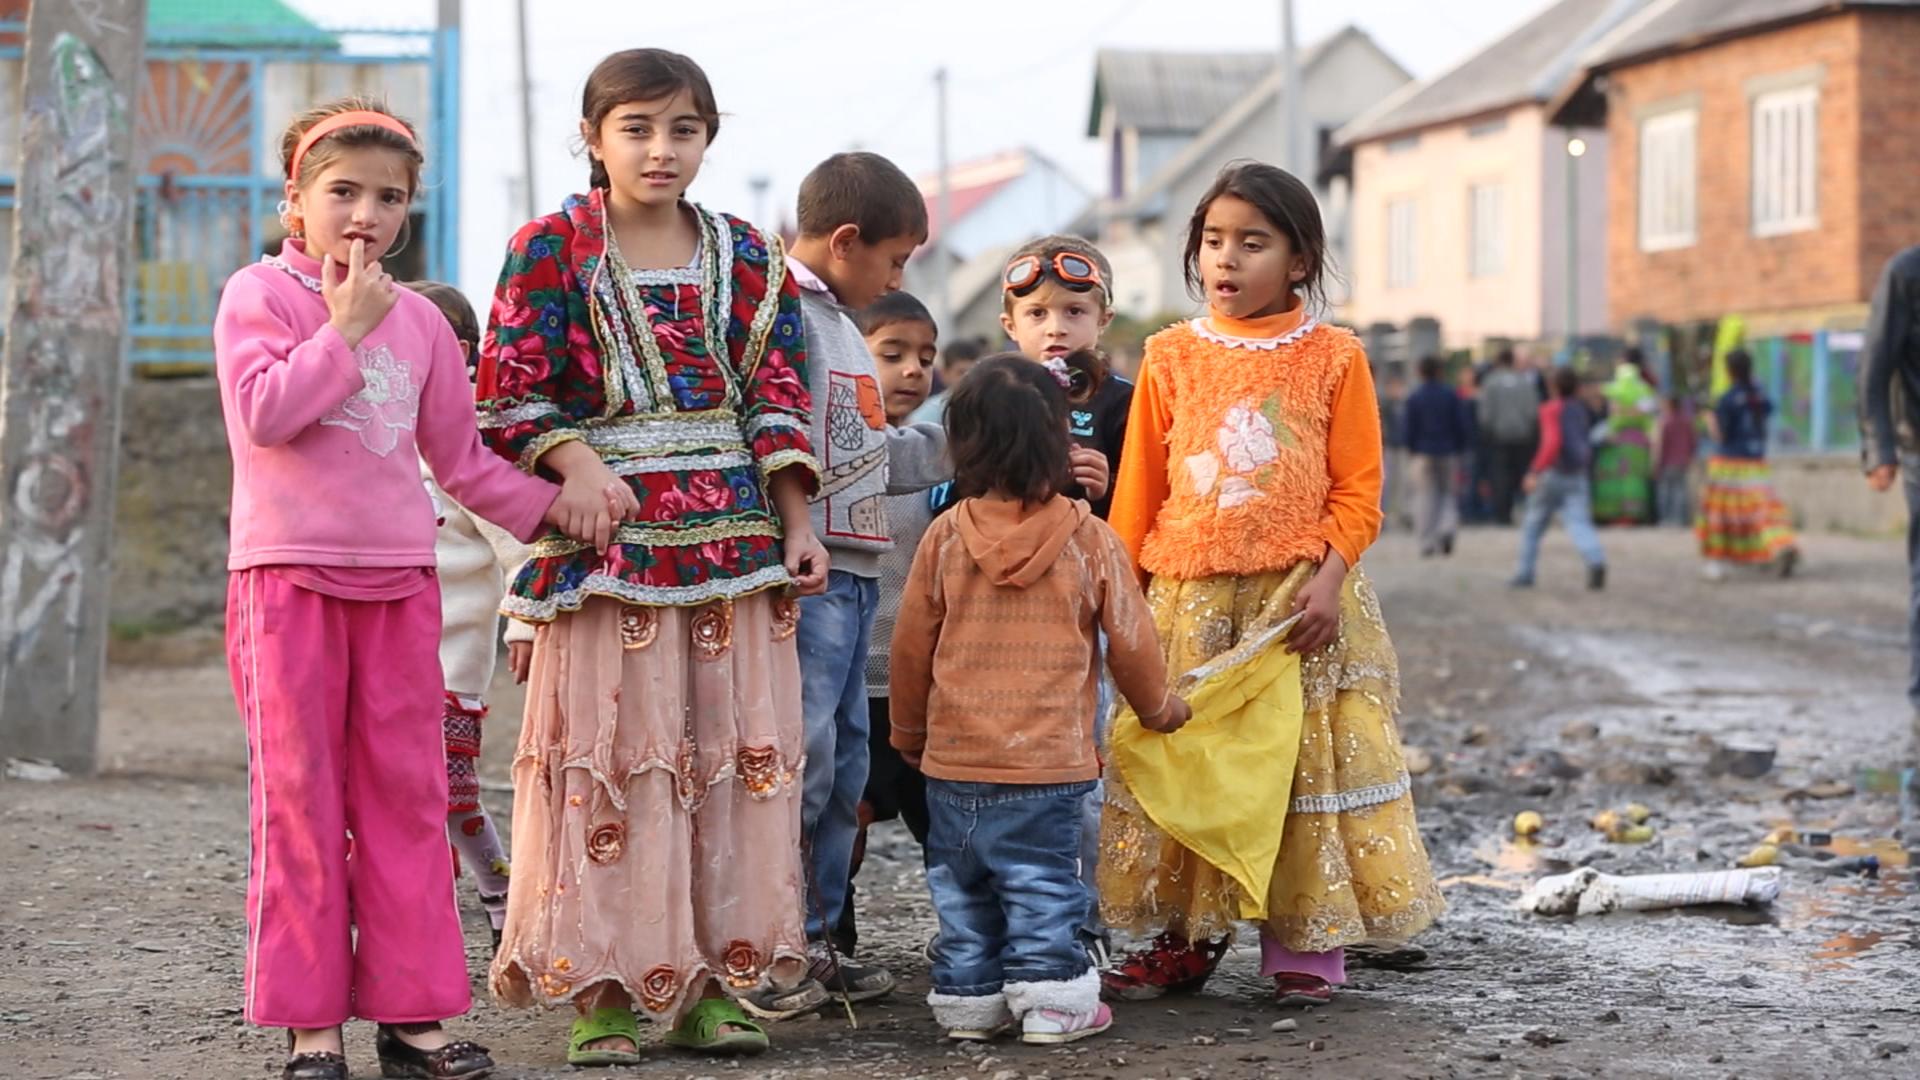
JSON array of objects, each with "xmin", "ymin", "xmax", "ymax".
[{"xmin": 890, "ymin": 353, "xmax": 1188, "ymax": 1045}]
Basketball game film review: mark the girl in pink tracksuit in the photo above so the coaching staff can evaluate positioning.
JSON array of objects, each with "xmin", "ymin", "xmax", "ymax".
[{"xmin": 214, "ymin": 97, "xmax": 620, "ymax": 1080}]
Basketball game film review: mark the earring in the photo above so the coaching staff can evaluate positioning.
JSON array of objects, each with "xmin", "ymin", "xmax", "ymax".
[
  {"xmin": 276, "ymin": 199, "xmax": 302, "ymax": 238},
  {"xmin": 385, "ymin": 218, "xmax": 412, "ymax": 260}
]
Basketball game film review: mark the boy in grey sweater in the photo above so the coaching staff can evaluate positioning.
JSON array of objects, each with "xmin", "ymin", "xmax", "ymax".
[{"xmin": 761, "ymin": 153, "xmax": 946, "ymax": 1010}]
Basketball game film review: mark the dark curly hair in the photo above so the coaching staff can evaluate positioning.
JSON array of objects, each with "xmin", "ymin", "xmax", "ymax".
[{"xmin": 945, "ymin": 351, "xmax": 1102, "ymax": 506}]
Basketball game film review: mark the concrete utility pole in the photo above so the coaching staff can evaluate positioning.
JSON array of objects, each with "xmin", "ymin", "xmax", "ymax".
[
  {"xmin": 1279, "ymin": 0, "xmax": 1303, "ymax": 173},
  {"xmin": 515, "ymin": 0, "xmax": 536, "ymax": 220},
  {"xmin": 0, "ymin": 0, "xmax": 147, "ymax": 773},
  {"xmin": 934, "ymin": 66, "xmax": 952, "ymax": 339}
]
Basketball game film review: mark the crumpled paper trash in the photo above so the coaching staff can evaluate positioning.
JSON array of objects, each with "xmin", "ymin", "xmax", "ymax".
[{"xmin": 1518, "ymin": 866, "xmax": 1783, "ymax": 916}]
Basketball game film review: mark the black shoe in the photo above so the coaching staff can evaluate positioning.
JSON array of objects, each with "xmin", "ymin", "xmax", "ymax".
[
  {"xmin": 374, "ymin": 1024, "xmax": 494, "ymax": 1079},
  {"xmin": 284, "ymin": 1033, "xmax": 347, "ymax": 1080},
  {"xmin": 809, "ymin": 950, "xmax": 895, "ymax": 1003},
  {"xmin": 1508, "ymin": 575, "xmax": 1535, "ymax": 589},
  {"xmin": 1440, "ymin": 535, "xmax": 1455, "ymax": 556},
  {"xmin": 488, "ymin": 926, "xmax": 502, "ymax": 957},
  {"xmin": 1587, "ymin": 565, "xmax": 1607, "ymax": 591},
  {"xmin": 1777, "ymin": 547, "xmax": 1800, "ymax": 579}
]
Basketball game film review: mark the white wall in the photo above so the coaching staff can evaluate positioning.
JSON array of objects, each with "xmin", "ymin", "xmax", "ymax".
[
  {"xmin": 941, "ymin": 165, "xmax": 1088, "ymax": 261},
  {"xmin": 1348, "ymin": 104, "xmax": 1552, "ymax": 348}
]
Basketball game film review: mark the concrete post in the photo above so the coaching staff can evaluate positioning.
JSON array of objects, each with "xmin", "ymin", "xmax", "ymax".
[{"xmin": 0, "ymin": 0, "xmax": 147, "ymax": 773}]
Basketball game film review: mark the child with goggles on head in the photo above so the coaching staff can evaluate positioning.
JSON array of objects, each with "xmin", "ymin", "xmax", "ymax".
[
  {"xmin": 996, "ymin": 236, "xmax": 1134, "ymax": 970},
  {"xmin": 998, "ymin": 238, "xmax": 1131, "ymax": 519}
]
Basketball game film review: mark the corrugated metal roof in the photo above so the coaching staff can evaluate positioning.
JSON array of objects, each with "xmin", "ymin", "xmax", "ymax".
[
  {"xmin": 147, "ymin": 0, "xmax": 339, "ymax": 48},
  {"xmin": 1338, "ymin": 0, "xmax": 1646, "ymax": 146},
  {"xmin": 1088, "ymin": 32, "xmax": 1366, "ymax": 136},
  {"xmin": 1089, "ymin": 50, "xmax": 1274, "ymax": 134},
  {"xmin": 1581, "ymin": 0, "xmax": 1920, "ymax": 70}
]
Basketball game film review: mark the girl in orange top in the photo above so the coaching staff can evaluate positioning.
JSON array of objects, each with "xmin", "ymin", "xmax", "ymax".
[{"xmin": 1098, "ymin": 163, "xmax": 1442, "ymax": 1007}]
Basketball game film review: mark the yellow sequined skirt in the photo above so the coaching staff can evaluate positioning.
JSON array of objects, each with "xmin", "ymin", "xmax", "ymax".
[{"xmin": 1098, "ymin": 564, "xmax": 1444, "ymax": 952}]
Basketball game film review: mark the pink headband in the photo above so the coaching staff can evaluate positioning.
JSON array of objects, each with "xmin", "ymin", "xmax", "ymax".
[{"xmin": 290, "ymin": 110, "xmax": 416, "ymax": 181}]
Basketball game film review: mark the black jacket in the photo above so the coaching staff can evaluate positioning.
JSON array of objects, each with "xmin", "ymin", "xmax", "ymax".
[
  {"xmin": 1862, "ymin": 244, "xmax": 1920, "ymax": 469},
  {"xmin": 1067, "ymin": 374, "xmax": 1133, "ymax": 519}
]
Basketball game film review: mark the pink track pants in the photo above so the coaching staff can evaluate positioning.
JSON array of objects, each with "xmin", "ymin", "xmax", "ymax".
[{"xmin": 227, "ymin": 569, "xmax": 471, "ymax": 1027}]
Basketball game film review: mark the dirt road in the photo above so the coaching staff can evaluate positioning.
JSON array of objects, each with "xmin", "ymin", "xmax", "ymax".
[{"xmin": 2, "ymin": 527, "xmax": 1915, "ymax": 1079}]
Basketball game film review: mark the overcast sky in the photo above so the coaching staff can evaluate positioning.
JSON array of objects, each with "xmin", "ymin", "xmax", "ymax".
[{"xmin": 294, "ymin": 0, "xmax": 1554, "ymax": 299}]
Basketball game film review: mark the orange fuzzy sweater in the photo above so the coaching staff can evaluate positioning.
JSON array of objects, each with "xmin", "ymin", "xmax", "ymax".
[
  {"xmin": 889, "ymin": 495, "xmax": 1172, "ymax": 784},
  {"xmin": 1108, "ymin": 305, "xmax": 1383, "ymax": 581}
]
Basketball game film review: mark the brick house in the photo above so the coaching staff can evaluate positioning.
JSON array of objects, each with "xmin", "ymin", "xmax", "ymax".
[{"xmin": 1551, "ymin": 0, "xmax": 1920, "ymax": 332}]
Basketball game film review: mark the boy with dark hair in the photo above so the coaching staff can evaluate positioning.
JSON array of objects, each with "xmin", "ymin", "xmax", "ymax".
[
  {"xmin": 912, "ymin": 336, "xmax": 988, "ymax": 423},
  {"xmin": 756, "ymin": 152, "xmax": 947, "ymax": 1013},
  {"xmin": 1511, "ymin": 366, "xmax": 1608, "ymax": 591}
]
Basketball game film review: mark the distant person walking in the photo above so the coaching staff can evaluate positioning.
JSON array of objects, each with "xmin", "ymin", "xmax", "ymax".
[
  {"xmin": 1511, "ymin": 367, "xmax": 1607, "ymax": 591},
  {"xmin": 1698, "ymin": 349, "xmax": 1798, "ymax": 581},
  {"xmin": 1403, "ymin": 355, "xmax": 1471, "ymax": 557},
  {"xmin": 1478, "ymin": 348, "xmax": 1542, "ymax": 525}
]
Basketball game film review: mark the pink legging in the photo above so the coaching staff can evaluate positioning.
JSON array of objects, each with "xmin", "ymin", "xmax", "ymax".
[
  {"xmin": 228, "ymin": 569, "xmax": 471, "ymax": 1028},
  {"xmin": 1260, "ymin": 931, "xmax": 1346, "ymax": 984}
]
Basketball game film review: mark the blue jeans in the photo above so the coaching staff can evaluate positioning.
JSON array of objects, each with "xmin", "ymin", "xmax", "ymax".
[
  {"xmin": 798, "ymin": 570, "xmax": 879, "ymax": 941},
  {"xmin": 1515, "ymin": 471, "xmax": 1607, "ymax": 581},
  {"xmin": 925, "ymin": 779, "xmax": 1095, "ymax": 996}
]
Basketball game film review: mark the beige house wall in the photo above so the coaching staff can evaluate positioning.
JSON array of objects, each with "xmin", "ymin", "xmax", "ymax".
[{"xmin": 1349, "ymin": 105, "xmax": 1551, "ymax": 349}]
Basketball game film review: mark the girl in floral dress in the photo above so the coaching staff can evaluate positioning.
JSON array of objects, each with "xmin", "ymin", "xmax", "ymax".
[
  {"xmin": 478, "ymin": 49, "xmax": 828, "ymax": 1062},
  {"xmin": 1098, "ymin": 162, "xmax": 1443, "ymax": 1008}
]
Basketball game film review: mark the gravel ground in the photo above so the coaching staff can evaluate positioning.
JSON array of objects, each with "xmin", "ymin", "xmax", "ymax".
[{"xmin": 2, "ymin": 526, "xmax": 1916, "ymax": 1079}]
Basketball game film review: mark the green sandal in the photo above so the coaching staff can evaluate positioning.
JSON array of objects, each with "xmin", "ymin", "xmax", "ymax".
[
  {"xmin": 567, "ymin": 1006, "xmax": 643, "ymax": 1067},
  {"xmin": 662, "ymin": 998, "xmax": 769, "ymax": 1056}
]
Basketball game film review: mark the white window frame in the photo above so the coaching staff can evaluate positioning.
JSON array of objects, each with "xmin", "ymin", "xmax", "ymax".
[
  {"xmin": 1386, "ymin": 197, "xmax": 1418, "ymax": 288},
  {"xmin": 1638, "ymin": 109, "xmax": 1698, "ymax": 252},
  {"xmin": 1751, "ymin": 85, "xmax": 1819, "ymax": 237},
  {"xmin": 1468, "ymin": 182, "xmax": 1507, "ymax": 278}
]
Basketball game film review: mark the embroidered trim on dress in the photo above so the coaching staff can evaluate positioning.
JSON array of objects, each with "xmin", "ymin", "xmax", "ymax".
[
  {"xmin": 756, "ymin": 448, "xmax": 819, "ymax": 485},
  {"xmin": 739, "ymin": 233, "xmax": 787, "ymax": 379},
  {"xmin": 500, "ymin": 563, "xmax": 793, "ymax": 620},
  {"xmin": 1289, "ymin": 772, "xmax": 1411, "ymax": 815},
  {"xmin": 529, "ymin": 517, "xmax": 776, "ymax": 557},
  {"xmin": 582, "ymin": 416, "xmax": 742, "ymax": 454},
  {"xmin": 607, "ymin": 450, "xmax": 754, "ymax": 476},
  {"xmin": 517, "ymin": 429, "xmax": 587, "ymax": 474},
  {"xmin": 1190, "ymin": 314, "xmax": 1320, "ymax": 351},
  {"xmin": 479, "ymin": 401, "xmax": 561, "ymax": 430},
  {"xmin": 743, "ymin": 412, "xmax": 806, "ymax": 442}
]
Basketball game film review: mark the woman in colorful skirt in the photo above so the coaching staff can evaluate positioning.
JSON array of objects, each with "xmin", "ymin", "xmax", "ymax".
[
  {"xmin": 1591, "ymin": 352, "xmax": 1659, "ymax": 524},
  {"xmin": 1698, "ymin": 349, "xmax": 1799, "ymax": 580}
]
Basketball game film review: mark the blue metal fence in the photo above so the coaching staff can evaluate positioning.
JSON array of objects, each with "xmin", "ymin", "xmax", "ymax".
[{"xmin": 0, "ymin": 18, "xmax": 458, "ymax": 367}]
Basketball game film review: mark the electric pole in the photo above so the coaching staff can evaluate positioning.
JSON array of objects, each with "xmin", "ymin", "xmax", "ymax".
[{"xmin": 934, "ymin": 66, "xmax": 952, "ymax": 338}]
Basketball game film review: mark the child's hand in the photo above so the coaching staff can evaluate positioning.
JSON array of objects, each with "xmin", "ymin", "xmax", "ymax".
[
  {"xmin": 508, "ymin": 641, "xmax": 532, "ymax": 684},
  {"xmin": 1069, "ymin": 446, "xmax": 1110, "ymax": 500},
  {"xmin": 1287, "ymin": 563, "xmax": 1345, "ymax": 655},
  {"xmin": 1521, "ymin": 472, "xmax": 1540, "ymax": 495},
  {"xmin": 1868, "ymin": 463, "xmax": 1898, "ymax": 492},
  {"xmin": 783, "ymin": 526, "xmax": 830, "ymax": 595},
  {"xmin": 321, "ymin": 238, "xmax": 397, "ymax": 348},
  {"xmin": 1140, "ymin": 694, "xmax": 1191, "ymax": 734},
  {"xmin": 546, "ymin": 464, "xmax": 631, "ymax": 554}
]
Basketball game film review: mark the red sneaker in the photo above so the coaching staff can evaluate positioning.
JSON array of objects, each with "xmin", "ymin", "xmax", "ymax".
[
  {"xmin": 1272, "ymin": 973, "xmax": 1334, "ymax": 1007},
  {"xmin": 1099, "ymin": 932, "xmax": 1230, "ymax": 1001}
]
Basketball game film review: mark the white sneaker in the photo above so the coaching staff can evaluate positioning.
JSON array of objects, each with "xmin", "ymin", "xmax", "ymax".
[{"xmin": 1020, "ymin": 1003, "xmax": 1113, "ymax": 1045}]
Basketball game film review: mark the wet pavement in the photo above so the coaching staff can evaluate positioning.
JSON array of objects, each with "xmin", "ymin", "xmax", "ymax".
[{"xmin": 2, "ymin": 526, "xmax": 1916, "ymax": 1078}]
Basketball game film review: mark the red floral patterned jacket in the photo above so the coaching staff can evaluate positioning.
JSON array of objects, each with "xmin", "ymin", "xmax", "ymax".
[{"xmin": 476, "ymin": 189, "xmax": 819, "ymax": 618}]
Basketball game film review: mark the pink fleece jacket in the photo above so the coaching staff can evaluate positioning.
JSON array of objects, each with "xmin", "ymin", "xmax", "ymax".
[{"xmin": 215, "ymin": 241, "xmax": 558, "ymax": 570}]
